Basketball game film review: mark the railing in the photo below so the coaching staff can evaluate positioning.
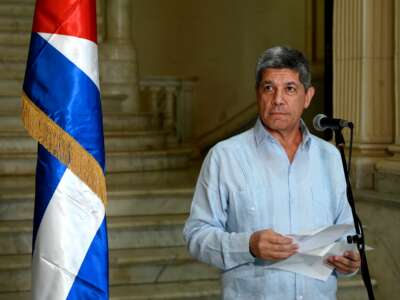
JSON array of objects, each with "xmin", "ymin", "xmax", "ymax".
[{"xmin": 140, "ymin": 76, "xmax": 197, "ymax": 143}]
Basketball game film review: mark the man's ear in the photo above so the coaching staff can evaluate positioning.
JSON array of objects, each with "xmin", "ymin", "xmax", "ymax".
[{"xmin": 304, "ymin": 86, "xmax": 315, "ymax": 109}]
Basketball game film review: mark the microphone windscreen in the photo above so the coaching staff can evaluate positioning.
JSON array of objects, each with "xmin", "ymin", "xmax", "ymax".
[{"xmin": 313, "ymin": 113, "xmax": 327, "ymax": 132}]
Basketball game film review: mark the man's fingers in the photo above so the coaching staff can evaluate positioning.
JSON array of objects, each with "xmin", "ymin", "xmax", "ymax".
[
  {"xmin": 249, "ymin": 230, "xmax": 299, "ymax": 260},
  {"xmin": 333, "ymin": 256, "xmax": 359, "ymax": 268},
  {"xmin": 268, "ymin": 234, "xmax": 293, "ymax": 245},
  {"xmin": 343, "ymin": 251, "xmax": 360, "ymax": 262},
  {"xmin": 327, "ymin": 256, "xmax": 359, "ymax": 273},
  {"xmin": 328, "ymin": 260, "xmax": 350, "ymax": 273},
  {"xmin": 267, "ymin": 242, "xmax": 298, "ymax": 252}
]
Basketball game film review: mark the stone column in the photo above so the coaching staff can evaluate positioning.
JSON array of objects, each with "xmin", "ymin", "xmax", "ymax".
[
  {"xmin": 394, "ymin": 0, "xmax": 400, "ymax": 151},
  {"xmin": 149, "ymin": 86, "xmax": 162, "ymax": 128},
  {"xmin": 164, "ymin": 87, "xmax": 176, "ymax": 131},
  {"xmin": 99, "ymin": 0, "xmax": 140, "ymax": 112},
  {"xmin": 375, "ymin": 0, "xmax": 400, "ymax": 193},
  {"xmin": 177, "ymin": 80, "xmax": 196, "ymax": 141},
  {"xmin": 96, "ymin": 0, "xmax": 105, "ymax": 43},
  {"xmin": 333, "ymin": 0, "xmax": 394, "ymax": 189}
]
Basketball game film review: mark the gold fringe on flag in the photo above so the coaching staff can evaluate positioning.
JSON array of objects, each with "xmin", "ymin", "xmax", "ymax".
[{"xmin": 21, "ymin": 92, "xmax": 107, "ymax": 205}]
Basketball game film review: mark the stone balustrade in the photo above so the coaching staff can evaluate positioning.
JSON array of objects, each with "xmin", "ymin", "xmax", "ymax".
[
  {"xmin": 97, "ymin": 1, "xmax": 197, "ymax": 143},
  {"xmin": 140, "ymin": 76, "xmax": 197, "ymax": 142}
]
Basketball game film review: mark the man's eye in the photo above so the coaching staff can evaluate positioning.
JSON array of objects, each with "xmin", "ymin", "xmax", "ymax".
[
  {"xmin": 286, "ymin": 86, "xmax": 296, "ymax": 94},
  {"xmin": 263, "ymin": 85, "xmax": 273, "ymax": 92}
]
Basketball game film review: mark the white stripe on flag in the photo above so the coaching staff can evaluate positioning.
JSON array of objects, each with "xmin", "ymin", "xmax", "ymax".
[
  {"xmin": 38, "ymin": 32, "xmax": 100, "ymax": 90},
  {"xmin": 32, "ymin": 168, "xmax": 105, "ymax": 300}
]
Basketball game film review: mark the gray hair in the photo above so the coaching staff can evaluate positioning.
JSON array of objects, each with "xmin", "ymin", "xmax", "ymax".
[{"xmin": 255, "ymin": 46, "xmax": 311, "ymax": 90}]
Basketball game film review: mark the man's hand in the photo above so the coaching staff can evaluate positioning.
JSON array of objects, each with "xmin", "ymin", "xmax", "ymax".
[
  {"xmin": 327, "ymin": 251, "xmax": 361, "ymax": 274},
  {"xmin": 249, "ymin": 229, "xmax": 298, "ymax": 260}
]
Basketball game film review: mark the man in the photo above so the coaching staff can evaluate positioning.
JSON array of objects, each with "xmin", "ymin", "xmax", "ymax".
[{"xmin": 183, "ymin": 46, "xmax": 360, "ymax": 299}]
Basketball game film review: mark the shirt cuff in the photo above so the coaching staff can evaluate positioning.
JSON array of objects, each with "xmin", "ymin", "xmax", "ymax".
[{"xmin": 223, "ymin": 231, "xmax": 255, "ymax": 268}]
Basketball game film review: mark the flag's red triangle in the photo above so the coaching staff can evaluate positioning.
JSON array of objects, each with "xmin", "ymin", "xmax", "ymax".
[{"xmin": 32, "ymin": 0, "xmax": 97, "ymax": 43}]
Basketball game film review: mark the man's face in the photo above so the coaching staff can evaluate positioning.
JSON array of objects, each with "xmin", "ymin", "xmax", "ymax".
[{"xmin": 257, "ymin": 68, "xmax": 314, "ymax": 135}]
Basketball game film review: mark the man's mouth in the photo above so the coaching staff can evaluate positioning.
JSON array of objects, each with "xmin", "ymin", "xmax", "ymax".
[{"xmin": 270, "ymin": 112, "xmax": 288, "ymax": 115}]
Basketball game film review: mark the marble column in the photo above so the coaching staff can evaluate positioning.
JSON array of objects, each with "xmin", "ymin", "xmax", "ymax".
[
  {"xmin": 96, "ymin": 0, "xmax": 105, "ymax": 43},
  {"xmin": 375, "ymin": 0, "xmax": 400, "ymax": 193},
  {"xmin": 333, "ymin": 0, "xmax": 394, "ymax": 189},
  {"xmin": 99, "ymin": 0, "xmax": 140, "ymax": 112},
  {"xmin": 394, "ymin": 0, "xmax": 400, "ymax": 151}
]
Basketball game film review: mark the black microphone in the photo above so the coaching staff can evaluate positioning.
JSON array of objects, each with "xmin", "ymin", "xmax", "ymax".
[{"xmin": 313, "ymin": 114, "xmax": 352, "ymax": 132}]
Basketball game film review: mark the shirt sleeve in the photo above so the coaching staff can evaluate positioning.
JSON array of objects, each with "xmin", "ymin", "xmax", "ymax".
[{"xmin": 183, "ymin": 148, "xmax": 255, "ymax": 271}]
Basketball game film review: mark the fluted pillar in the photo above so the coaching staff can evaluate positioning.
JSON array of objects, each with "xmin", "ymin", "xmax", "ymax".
[
  {"xmin": 375, "ymin": 0, "xmax": 400, "ymax": 193},
  {"xmin": 333, "ymin": 0, "xmax": 394, "ymax": 189},
  {"xmin": 99, "ymin": 0, "xmax": 140, "ymax": 112},
  {"xmin": 395, "ymin": 0, "xmax": 400, "ymax": 149},
  {"xmin": 389, "ymin": 0, "xmax": 400, "ymax": 153},
  {"xmin": 96, "ymin": 0, "xmax": 105, "ymax": 42}
]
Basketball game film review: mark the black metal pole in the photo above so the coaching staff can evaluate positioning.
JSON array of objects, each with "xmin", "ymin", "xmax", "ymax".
[
  {"xmin": 324, "ymin": 0, "xmax": 334, "ymax": 142},
  {"xmin": 333, "ymin": 128, "xmax": 375, "ymax": 300}
]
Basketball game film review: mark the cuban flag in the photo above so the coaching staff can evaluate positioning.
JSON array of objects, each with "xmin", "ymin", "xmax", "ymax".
[{"xmin": 21, "ymin": 0, "xmax": 109, "ymax": 299}]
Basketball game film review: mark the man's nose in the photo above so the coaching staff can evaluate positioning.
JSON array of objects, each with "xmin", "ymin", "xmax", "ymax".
[{"xmin": 273, "ymin": 89, "xmax": 284, "ymax": 105}]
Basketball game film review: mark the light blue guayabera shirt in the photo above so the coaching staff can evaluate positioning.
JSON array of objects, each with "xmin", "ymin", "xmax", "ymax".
[{"xmin": 183, "ymin": 118, "xmax": 354, "ymax": 300}]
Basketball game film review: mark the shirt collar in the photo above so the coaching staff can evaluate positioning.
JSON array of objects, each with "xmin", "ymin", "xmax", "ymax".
[{"xmin": 254, "ymin": 117, "xmax": 312, "ymax": 150}]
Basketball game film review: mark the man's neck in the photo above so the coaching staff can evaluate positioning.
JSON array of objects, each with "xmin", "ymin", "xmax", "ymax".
[{"xmin": 265, "ymin": 123, "xmax": 303, "ymax": 162}]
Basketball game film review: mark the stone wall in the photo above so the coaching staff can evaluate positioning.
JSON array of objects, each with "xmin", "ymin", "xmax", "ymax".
[{"xmin": 129, "ymin": 0, "xmax": 312, "ymax": 140}]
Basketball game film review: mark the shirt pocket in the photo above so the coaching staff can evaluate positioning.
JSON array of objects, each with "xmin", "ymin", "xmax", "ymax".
[{"xmin": 227, "ymin": 188, "xmax": 259, "ymax": 232}]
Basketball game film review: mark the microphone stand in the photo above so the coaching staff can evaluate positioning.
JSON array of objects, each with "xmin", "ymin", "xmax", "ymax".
[{"xmin": 333, "ymin": 126, "xmax": 375, "ymax": 300}]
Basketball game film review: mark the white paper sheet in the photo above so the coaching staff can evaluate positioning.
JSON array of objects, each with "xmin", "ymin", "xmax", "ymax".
[
  {"xmin": 265, "ymin": 224, "xmax": 357, "ymax": 281},
  {"xmin": 288, "ymin": 223, "xmax": 354, "ymax": 253}
]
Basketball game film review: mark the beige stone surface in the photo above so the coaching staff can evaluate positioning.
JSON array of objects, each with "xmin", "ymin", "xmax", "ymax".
[
  {"xmin": 334, "ymin": 0, "xmax": 394, "ymax": 144},
  {"xmin": 101, "ymin": 0, "xmax": 140, "ymax": 112},
  {"xmin": 333, "ymin": 0, "xmax": 396, "ymax": 189},
  {"xmin": 395, "ymin": 0, "xmax": 400, "ymax": 146},
  {"xmin": 130, "ymin": 0, "xmax": 309, "ymax": 138},
  {"xmin": 0, "ymin": 247, "xmax": 218, "ymax": 292},
  {"xmin": 375, "ymin": 0, "xmax": 400, "ymax": 184},
  {"xmin": 355, "ymin": 190, "xmax": 400, "ymax": 300}
]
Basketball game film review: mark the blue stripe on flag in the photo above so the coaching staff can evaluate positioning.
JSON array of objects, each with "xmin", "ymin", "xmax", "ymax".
[
  {"xmin": 32, "ymin": 144, "xmax": 66, "ymax": 249},
  {"xmin": 66, "ymin": 218, "xmax": 109, "ymax": 300},
  {"xmin": 23, "ymin": 33, "xmax": 105, "ymax": 171}
]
